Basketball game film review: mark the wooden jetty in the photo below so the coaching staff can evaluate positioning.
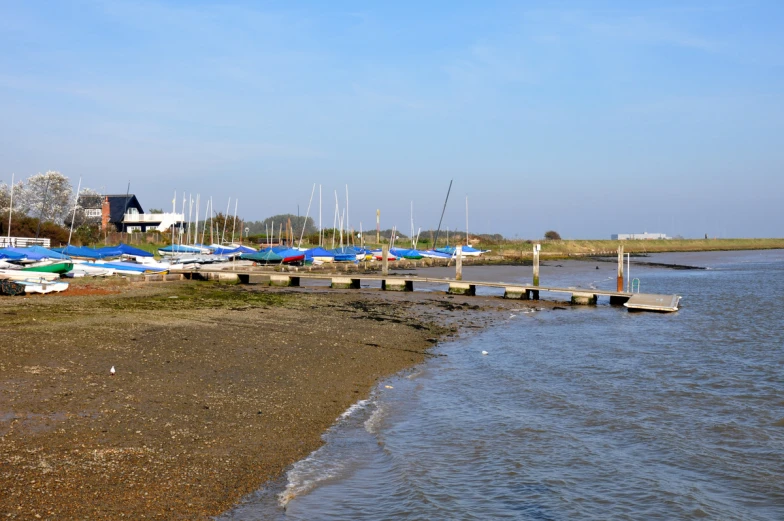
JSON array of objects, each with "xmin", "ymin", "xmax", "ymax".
[{"xmin": 150, "ymin": 246, "xmax": 681, "ymax": 313}]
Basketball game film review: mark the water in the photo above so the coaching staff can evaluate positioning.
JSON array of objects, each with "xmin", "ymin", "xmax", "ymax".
[{"xmin": 220, "ymin": 250, "xmax": 784, "ymax": 520}]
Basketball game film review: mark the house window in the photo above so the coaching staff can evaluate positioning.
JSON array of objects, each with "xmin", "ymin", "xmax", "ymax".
[
  {"xmin": 126, "ymin": 207, "xmax": 139, "ymax": 215},
  {"xmin": 85, "ymin": 209, "xmax": 102, "ymax": 217}
]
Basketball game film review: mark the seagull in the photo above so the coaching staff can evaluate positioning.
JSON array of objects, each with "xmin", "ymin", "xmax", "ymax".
[
  {"xmin": 110, "ymin": 366, "xmax": 115, "ymax": 376},
  {"xmin": 481, "ymin": 351, "xmax": 489, "ymax": 355}
]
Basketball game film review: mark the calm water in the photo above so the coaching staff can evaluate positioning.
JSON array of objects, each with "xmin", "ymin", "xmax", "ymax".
[{"xmin": 221, "ymin": 250, "xmax": 784, "ymax": 520}]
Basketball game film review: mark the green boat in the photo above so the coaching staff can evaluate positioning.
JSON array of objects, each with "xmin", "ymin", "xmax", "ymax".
[{"xmin": 20, "ymin": 261, "xmax": 74, "ymax": 274}]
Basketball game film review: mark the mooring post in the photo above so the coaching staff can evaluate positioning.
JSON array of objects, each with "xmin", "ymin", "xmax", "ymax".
[
  {"xmin": 529, "ymin": 243, "xmax": 540, "ymax": 300},
  {"xmin": 382, "ymin": 244, "xmax": 389, "ymax": 276},
  {"xmin": 533, "ymin": 243, "xmax": 540, "ymax": 286},
  {"xmin": 617, "ymin": 244, "xmax": 624, "ymax": 292},
  {"xmin": 455, "ymin": 245, "xmax": 463, "ymax": 280}
]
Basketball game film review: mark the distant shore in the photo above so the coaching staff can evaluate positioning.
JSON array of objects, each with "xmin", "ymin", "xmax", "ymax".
[
  {"xmin": 482, "ymin": 238, "xmax": 784, "ymax": 260},
  {"xmin": 0, "ymin": 278, "xmax": 544, "ymax": 519}
]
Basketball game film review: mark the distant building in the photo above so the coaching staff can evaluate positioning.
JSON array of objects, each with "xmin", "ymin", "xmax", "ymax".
[
  {"xmin": 611, "ymin": 233, "xmax": 671, "ymax": 240},
  {"xmin": 78, "ymin": 194, "xmax": 183, "ymax": 233}
]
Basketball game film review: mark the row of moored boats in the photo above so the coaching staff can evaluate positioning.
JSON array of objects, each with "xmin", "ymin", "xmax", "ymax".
[{"xmin": 0, "ymin": 243, "xmax": 488, "ymax": 295}]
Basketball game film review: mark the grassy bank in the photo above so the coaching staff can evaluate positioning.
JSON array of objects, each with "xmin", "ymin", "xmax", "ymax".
[{"xmin": 487, "ymin": 238, "xmax": 784, "ymax": 259}]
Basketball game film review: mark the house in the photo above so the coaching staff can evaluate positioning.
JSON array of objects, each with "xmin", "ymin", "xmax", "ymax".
[
  {"xmin": 611, "ymin": 233, "xmax": 671, "ymax": 240},
  {"xmin": 79, "ymin": 194, "xmax": 183, "ymax": 233}
]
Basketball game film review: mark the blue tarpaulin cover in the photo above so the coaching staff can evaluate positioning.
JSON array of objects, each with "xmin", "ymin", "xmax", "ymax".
[{"xmin": 2, "ymin": 246, "xmax": 70, "ymax": 260}]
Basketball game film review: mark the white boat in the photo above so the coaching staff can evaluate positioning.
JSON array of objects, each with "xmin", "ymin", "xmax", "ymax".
[
  {"xmin": 65, "ymin": 264, "xmax": 116, "ymax": 278},
  {"xmin": 17, "ymin": 280, "xmax": 69, "ymax": 294},
  {"xmin": 0, "ymin": 270, "xmax": 60, "ymax": 282}
]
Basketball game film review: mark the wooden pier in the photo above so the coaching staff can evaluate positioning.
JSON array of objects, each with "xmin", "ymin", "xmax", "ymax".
[{"xmin": 161, "ymin": 268, "xmax": 681, "ymax": 312}]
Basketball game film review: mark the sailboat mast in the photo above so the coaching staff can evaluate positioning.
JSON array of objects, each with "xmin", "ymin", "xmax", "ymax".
[
  {"xmin": 433, "ymin": 179, "xmax": 453, "ymax": 249},
  {"xmin": 66, "ymin": 176, "xmax": 82, "ymax": 248},
  {"xmin": 465, "ymin": 195, "xmax": 469, "ymax": 246},
  {"xmin": 298, "ymin": 183, "xmax": 316, "ymax": 249},
  {"xmin": 231, "ymin": 199, "xmax": 239, "ymax": 244},
  {"xmin": 319, "ymin": 184, "xmax": 322, "ymax": 247},
  {"xmin": 6, "ymin": 173, "xmax": 13, "ymax": 240}
]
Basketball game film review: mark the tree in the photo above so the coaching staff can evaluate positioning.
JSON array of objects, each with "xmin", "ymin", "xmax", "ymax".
[
  {"xmin": 246, "ymin": 214, "xmax": 317, "ymax": 236},
  {"xmin": 65, "ymin": 187, "xmax": 102, "ymax": 229},
  {"xmin": 18, "ymin": 171, "xmax": 73, "ymax": 225},
  {"xmin": 0, "ymin": 179, "xmax": 26, "ymax": 235},
  {"xmin": 544, "ymin": 230, "xmax": 561, "ymax": 241}
]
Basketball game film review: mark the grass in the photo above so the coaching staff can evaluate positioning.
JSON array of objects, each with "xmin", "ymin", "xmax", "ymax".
[{"xmin": 489, "ymin": 238, "xmax": 784, "ymax": 258}]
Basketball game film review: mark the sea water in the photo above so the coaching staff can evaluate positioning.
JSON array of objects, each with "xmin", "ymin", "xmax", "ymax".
[{"xmin": 220, "ymin": 250, "xmax": 784, "ymax": 520}]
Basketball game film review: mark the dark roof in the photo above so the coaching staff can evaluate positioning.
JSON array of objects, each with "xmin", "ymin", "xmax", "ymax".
[{"xmin": 106, "ymin": 194, "xmax": 144, "ymax": 224}]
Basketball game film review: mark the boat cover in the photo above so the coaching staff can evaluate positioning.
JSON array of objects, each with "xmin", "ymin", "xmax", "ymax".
[
  {"xmin": 240, "ymin": 250, "xmax": 283, "ymax": 262},
  {"xmin": 1, "ymin": 246, "xmax": 70, "ymax": 260},
  {"xmin": 0, "ymin": 248, "xmax": 28, "ymax": 260},
  {"xmin": 304, "ymin": 247, "xmax": 336, "ymax": 259}
]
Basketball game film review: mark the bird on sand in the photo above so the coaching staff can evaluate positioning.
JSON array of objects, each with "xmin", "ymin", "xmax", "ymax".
[{"xmin": 110, "ymin": 366, "xmax": 115, "ymax": 376}]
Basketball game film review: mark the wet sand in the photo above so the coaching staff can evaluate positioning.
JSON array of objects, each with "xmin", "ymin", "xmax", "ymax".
[{"xmin": 0, "ymin": 278, "xmax": 547, "ymax": 519}]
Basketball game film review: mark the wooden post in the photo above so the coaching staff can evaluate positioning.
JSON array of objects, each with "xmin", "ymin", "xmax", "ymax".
[
  {"xmin": 455, "ymin": 245, "xmax": 463, "ymax": 280},
  {"xmin": 617, "ymin": 244, "xmax": 624, "ymax": 292},
  {"xmin": 533, "ymin": 243, "xmax": 540, "ymax": 287},
  {"xmin": 382, "ymin": 244, "xmax": 389, "ymax": 275}
]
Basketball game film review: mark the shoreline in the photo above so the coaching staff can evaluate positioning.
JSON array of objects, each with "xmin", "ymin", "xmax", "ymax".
[{"xmin": 0, "ymin": 278, "xmax": 551, "ymax": 519}]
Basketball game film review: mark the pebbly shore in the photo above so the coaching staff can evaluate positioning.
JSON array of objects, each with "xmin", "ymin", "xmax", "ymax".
[{"xmin": 0, "ymin": 278, "xmax": 552, "ymax": 519}]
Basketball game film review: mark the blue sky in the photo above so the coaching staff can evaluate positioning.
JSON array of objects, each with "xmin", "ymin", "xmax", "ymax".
[{"xmin": 1, "ymin": 0, "xmax": 782, "ymax": 239}]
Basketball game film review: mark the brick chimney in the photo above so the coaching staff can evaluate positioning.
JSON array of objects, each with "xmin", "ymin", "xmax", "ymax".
[{"xmin": 101, "ymin": 196, "xmax": 110, "ymax": 230}]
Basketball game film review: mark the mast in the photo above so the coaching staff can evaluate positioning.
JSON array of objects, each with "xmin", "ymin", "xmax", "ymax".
[
  {"xmin": 7, "ymin": 173, "xmax": 14, "ymax": 240},
  {"xmin": 194, "ymin": 194, "xmax": 200, "ymax": 245},
  {"xmin": 66, "ymin": 176, "xmax": 82, "ymax": 248},
  {"xmin": 465, "ymin": 195, "xmax": 469, "ymax": 246},
  {"xmin": 180, "ymin": 192, "xmax": 186, "ymax": 247},
  {"xmin": 411, "ymin": 201, "xmax": 414, "ymax": 248},
  {"xmin": 221, "ymin": 197, "xmax": 230, "ymax": 245},
  {"xmin": 319, "ymin": 184, "xmax": 322, "ymax": 247},
  {"xmin": 433, "ymin": 179, "xmax": 453, "ymax": 249},
  {"xmin": 231, "ymin": 199, "xmax": 238, "ymax": 244},
  {"xmin": 332, "ymin": 191, "xmax": 338, "ymax": 249},
  {"xmin": 298, "ymin": 183, "xmax": 315, "ymax": 249},
  {"xmin": 200, "ymin": 196, "xmax": 209, "ymax": 246}
]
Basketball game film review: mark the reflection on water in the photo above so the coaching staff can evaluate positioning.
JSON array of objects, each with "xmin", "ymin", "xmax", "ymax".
[{"xmin": 220, "ymin": 250, "xmax": 784, "ymax": 520}]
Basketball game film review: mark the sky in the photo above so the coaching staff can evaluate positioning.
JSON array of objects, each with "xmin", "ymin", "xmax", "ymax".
[{"xmin": 1, "ymin": 0, "xmax": 783, "ymax": 239}]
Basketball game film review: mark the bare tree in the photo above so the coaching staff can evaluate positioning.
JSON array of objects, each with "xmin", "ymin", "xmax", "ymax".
[{"xmin": 18, "ymin": 171, "xmax": 74, "ymax": 225}]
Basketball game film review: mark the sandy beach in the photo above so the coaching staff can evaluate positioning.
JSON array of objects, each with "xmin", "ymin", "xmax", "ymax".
[{"xmin": 0, "ymin": 278, "xmax": 549, "ymax": 519}]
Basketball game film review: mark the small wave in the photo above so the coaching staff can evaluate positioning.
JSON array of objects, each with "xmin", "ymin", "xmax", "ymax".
[
  {"xmin": 364, "ymin": 401, "xmax": 387, "ymax": 435},
  {"xmin": 278, "ymin": 447, "xmax": 347, "ymax": 507},
  {"xmin": 339, "ymin": 398, "xmax": 372, "ymax": 420},
  {"xmin": 279, "ymin": 398, "xmax": 377, "ymax": 507}
]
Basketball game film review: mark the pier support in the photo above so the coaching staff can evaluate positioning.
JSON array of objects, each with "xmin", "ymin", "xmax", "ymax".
[
  {"xmin": 448, "ymin": 282, "xmax": 476, "ymax": 296},
  {"xmin": 526, "ymin": 289, "xmax": 539, "ymax": 300},
  {"xmin": 270, "ymin": 274, "xmax": 300, "ymax": 287},
  {"xmin": 571, "ymin": 292, "xmax": 597, "ymax": 305},
  {"xmin": 382, "ymin": 245, "xmax": 389, "ymax": 276},
  {"xmin": 617, "ymin": 244, "xmax": 624, "ymax": 292},
  {"xmin": 456, "ymin": 245, "xmax": 463, "ymax": 280},
  {"xmin": 610, "ymin": 295, "xmax": 630, "ymax": 306},
  {"xmin": 331, "ymin": 277, "xmax": 361, "ymax": 289},
  {"xmin": 382, "ymin": 279, "xmax": 413, "ymax": 291},
  {"xmin": 503, "ymin": 286, "xmax": 526, "ymax": 299}
]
